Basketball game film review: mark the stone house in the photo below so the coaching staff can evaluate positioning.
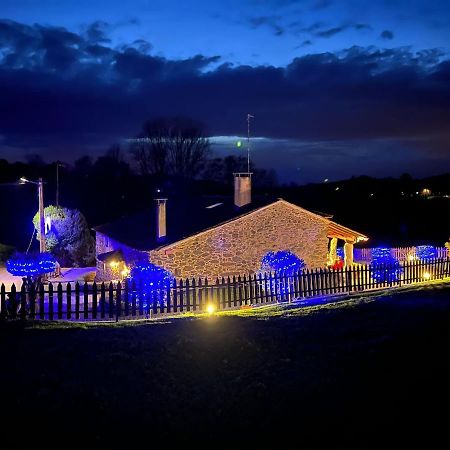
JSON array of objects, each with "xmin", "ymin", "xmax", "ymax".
[{"xmin": 94, "ymin": 174, "xmax": 368, "ymax": 280}]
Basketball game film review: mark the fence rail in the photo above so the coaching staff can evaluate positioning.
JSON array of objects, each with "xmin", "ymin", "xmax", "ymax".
[
  {"xmin": 354, "ymin": 246, "xmax": 448, "ymax": 262},
  {"xmin": 1, "ymin": 258, "xmax": 449, "ymax": 322}
]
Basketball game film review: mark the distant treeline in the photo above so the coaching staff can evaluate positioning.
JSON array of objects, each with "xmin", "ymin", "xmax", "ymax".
[{"xmin": 0, "ymin": 152, "xmax": 449, "ymax": 251}]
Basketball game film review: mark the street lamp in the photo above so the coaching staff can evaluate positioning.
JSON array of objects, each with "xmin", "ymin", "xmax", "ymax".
[{"xmin": 19, "ymin": 177, "xmax": 46, "ymax": 253}]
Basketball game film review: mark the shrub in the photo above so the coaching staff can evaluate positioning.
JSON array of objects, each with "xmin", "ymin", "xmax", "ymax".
[
  {"xmin": 128, "ymin": 262, "xmax": 174, "ymax": 308},
  {"xmin": 32, "ymin": 206, "xmax": 95, "ymax": 267},
  {"xmin": 260, "ymin": 250, "xmax": 306, "ymax": 275},
  {"xmin": 371, "ymin": 247, "xmax": 403, "ymax": 283},
  {"xmin": 416, "ymin": 245, "xmax": 437, "ymax": 261}
]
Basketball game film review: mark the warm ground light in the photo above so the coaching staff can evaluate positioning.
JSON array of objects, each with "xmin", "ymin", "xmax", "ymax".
[{"xmin": 1, "ymin": 283, "xmax": 450, "ymax": 448}]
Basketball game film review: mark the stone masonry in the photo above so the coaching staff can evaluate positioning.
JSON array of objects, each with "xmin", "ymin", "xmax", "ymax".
[{"xmin": 149, "ymin": 200, "xmax": 329, "ymax": 279}]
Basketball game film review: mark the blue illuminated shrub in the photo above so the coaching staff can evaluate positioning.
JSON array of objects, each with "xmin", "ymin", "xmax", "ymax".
[
  {"xmin": 260, "ymin": 250, "xmax": 305, "ymax": 301},
  {"xmin": 416, "ymin": 245, "xmax": 437, "ymax": 261},
  {"xmin": 6, "ymin": 252, "xmax": 57, "ymax": 278},
  {"xmin": 5, "ymin": 252, "xmax": 57, "ymax": 316},
  {"xmin": 129, "ymin": 262, "xmax": 174, "ymax": 308},
  {"xmin": 261, "ymin": 250, "xmax": 306, "ymax": 275},
  {"xmin": 336, "ymin": 247, "xmax": 344, "ymax": 259},
  {"xmin": 371, "ymin": 247, "xmax": 403, "ymax": 283}
]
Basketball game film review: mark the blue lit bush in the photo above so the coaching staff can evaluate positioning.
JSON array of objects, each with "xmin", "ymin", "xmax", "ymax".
[
  {"xmin": 6, "ymin": 252, "xmax": 57, "ymax": 279},
  {"xmin": 261, "ymin": 250, "xmax": 306, "ymax": 275},
  {"xmin": 336, "ymin": 247, "xmax": 344, "ymax": 260},
  {"xmin": 259, "ymin": 250, "xmax": 306, "ymax": 301},
  {"xmin": 371, "ymin": 247, "xmax": 403, "ymax": 283},
  {"xmin": 416, "ymin": 245, "xmax": 437, "ymax": 261},
  {"xmin": 6, "ymin": 252, "xmax": 57, "ymax": 317},
  {"xmin": 128, "ymin": 262, "xmax": 174, "ymax": 309}
]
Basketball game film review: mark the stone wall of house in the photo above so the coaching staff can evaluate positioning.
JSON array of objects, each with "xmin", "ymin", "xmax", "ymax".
[
  {"xmin": 95, "ymin": 232, "xmax": 146, "ymax": 281},
  {"xmin": 149, "ymin": 200, "xmax": 329, "ymax": 279}
]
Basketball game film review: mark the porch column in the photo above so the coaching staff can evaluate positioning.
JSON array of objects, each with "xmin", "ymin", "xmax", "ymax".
[
  {"xmin": 328, "ymin": 237, "xmax": 338, "ymax": 265},
  {"xmin": 344, "ymin": 239, "xmax": 355, "ymax": 267}
]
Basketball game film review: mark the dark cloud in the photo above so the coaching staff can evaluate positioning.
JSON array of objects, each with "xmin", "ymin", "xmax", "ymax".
[
  {"xmin": 316, "ymin": 25, "xmax": 347, "ymax": 38},
  {"xmin": 315, "ymin": 23, "xmax": 371, "ymax": 38},
  {"xmin": 380, "ymin": 30, "xmax": 394, "ymax": 40},
  {"xmin": 1, "ymin": 20, "xmax": 450, "ymax": 174},
  {"xmin": 248, "ymin": 16, "xmax": 285, "ymax": 36}
]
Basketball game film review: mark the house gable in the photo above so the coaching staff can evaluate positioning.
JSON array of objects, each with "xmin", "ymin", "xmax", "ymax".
[{"xmin": 149, "ymin": 199, "xmax": 329, "ymax": 278}]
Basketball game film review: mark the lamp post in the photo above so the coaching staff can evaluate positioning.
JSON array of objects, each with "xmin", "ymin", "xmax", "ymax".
[{"xmin": 20, "ymin": 177, "xmax": 46, "ymax": 253}]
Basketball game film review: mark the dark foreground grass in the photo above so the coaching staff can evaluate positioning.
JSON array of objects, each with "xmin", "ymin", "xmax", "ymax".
[{"xmin": 1, "ymin": 284, "xmax": 450, "ymax": 449}]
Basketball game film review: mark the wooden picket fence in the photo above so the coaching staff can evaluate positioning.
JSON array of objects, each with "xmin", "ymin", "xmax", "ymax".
[
  {"xmin": 1, "ymin": 258, "xmax": 449, "ymax": 322},
  {"xmin": 354, "ymin": 246, "xmax": 448, "ymax": 262}
]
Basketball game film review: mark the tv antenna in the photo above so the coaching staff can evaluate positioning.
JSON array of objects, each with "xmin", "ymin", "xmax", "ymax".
[{"xmin": 246, "ymin": 113, "xmax": 254, "ymax": 173}]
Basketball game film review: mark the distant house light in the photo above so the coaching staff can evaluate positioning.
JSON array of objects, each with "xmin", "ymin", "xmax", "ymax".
[{"xmin": 206, "ymin": 203, "xmax": 223, "ymax": 209}]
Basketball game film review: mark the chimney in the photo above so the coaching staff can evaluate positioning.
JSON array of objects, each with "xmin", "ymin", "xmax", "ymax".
[
  {"xmin": 234, "ymin": 173, "xmax": 252, "ymax": 207},
  {"xmin": 155, "ymin": 198, "xmax": 167, "ymax": 242}
]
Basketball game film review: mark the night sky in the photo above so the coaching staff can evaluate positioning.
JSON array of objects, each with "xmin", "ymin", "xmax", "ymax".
[{"xmin": 1, "ymin": 0, "xmax": 450, "ymax": 182}]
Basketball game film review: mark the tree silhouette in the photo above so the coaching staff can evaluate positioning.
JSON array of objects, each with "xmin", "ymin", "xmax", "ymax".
[{"xmin": 130, "ymin": 117, "xmax": 210, "ymax": 179}]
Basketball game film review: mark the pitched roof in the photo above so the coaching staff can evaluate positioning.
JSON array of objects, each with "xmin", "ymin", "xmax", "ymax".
[
  {"xmin": 94, "ymin": 196, "xmax": 367, "ymax": 251},
  {"xmin": 327, "ymin": 221, "xmax": 369, "ymax": 242},
  {"xmin": 94, "ymin": 196, "xmax": 277, "ymax": 251}
]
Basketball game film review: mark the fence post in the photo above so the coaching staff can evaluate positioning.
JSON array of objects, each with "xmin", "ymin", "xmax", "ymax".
[
  {"xmin": 173, "ymin": 279, "xmax": 178, "ymax": 313},
  {"xmin": 179, "ymin": 279, "xmax": 184, "ymax": 312},
  {"xmin": 221, "ymin": 277, "xmax": 227, "ymax": 309},
  {"xmin": 83, "ymin": 282, "xmax": 89, "ymax": 320},
  {"xmin": 242, "ymin": 275, "xmax": 248, "ymax": 306},
  {"xmin": 108, "ymin": 282, "xmax": 114, "ymax": 319},
  {"xmin": 203, "ymin": 278, "xmax": 208, "ymax": 310},
  {"xmin": 115, "ymin": 282, "xmax": 121, "ymax": 322},
  {"xmin": 232, "ymin": 276, "xmax": 238, "ymax": 307},
  {"xmin": 123, "ymin": 280, "xmax": 129, "ymax": 318},
  {"xmin": 100, "ymin": 282, "xmax": 106, "ymax": 319},
  {"xmin": 166, "ymin": 279, "xmax": 172, "ymax": 314},
  {"xmin": 185, "ymin": 278, "xmax": 191, "ymax": 312},
  {"xmin": 92, "ymin": 282, "xmax": 98, "ymax": 320},
  {"xmin": 57, "ymin": 283, "xmax": 63, "ymax": 320},
  {"xmin": 20, "ymin": 282, "xmax": 27, "ymax": 320},
  {"xmin": 29, "ymin": 282, "xmax": 36, "ymax": 320},
  {"xmin": 0, "ymin": 283, "xmax": 6, "ymax": 320},
  {"xmin": 48, "ymin": 282, "xmax": 54, "ymax": 321},
  {"xmin": 227, "ymin": 276, "xmax": 232, "ymax": 309},
  {"xmin": 131, "ymin": 280, "xmax": 137, "ymax": 316},
  {"xmin": 75, "ymin": 282, "xmax": 80, "ymax": 320},
  {"xmin": 67, "ymin": 283, "xmax": 72, "ymax": 320},
  {"xmin": 191, "ymin": 278, "xmax": 197, "ymax": 312}
]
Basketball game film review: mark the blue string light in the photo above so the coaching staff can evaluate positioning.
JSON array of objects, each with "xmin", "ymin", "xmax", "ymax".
[
  {"xmin": 416, "ymin": 245, "xmax": 437, "ymax": 261},
  {"xmin": 128, "ymin": 262, "xmax": 174, "ymax": 308},
  {"xmin": 260, "ymin": 250, "xmax": 305, "ymax": 300},
  {"xmin": 371, "ymin": 247, "xmax": 403, "ymax": 283},
  {"xmin": 6, "ymin": 252, "xmax": 57, "ymax": 278},
  {"xmin": 261, "ymin": 250, "xmax": 306, "ymax": 276}
]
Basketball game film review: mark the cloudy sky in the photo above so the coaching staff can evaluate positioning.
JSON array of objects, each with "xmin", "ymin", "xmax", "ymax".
[{"xmin": 1, "ymin": 0, "xmax": 449, "ymax": 182}]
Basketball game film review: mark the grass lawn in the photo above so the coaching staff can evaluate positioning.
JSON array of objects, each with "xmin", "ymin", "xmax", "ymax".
[{"xmin": 1, "ymin": 283, "xmax": 450, "ymax": 448}]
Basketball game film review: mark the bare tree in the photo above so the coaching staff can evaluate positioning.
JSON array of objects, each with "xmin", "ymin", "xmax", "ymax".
[{"xmin": 130, "ymin": 117, "xmax": 210, "ymax": 179}]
